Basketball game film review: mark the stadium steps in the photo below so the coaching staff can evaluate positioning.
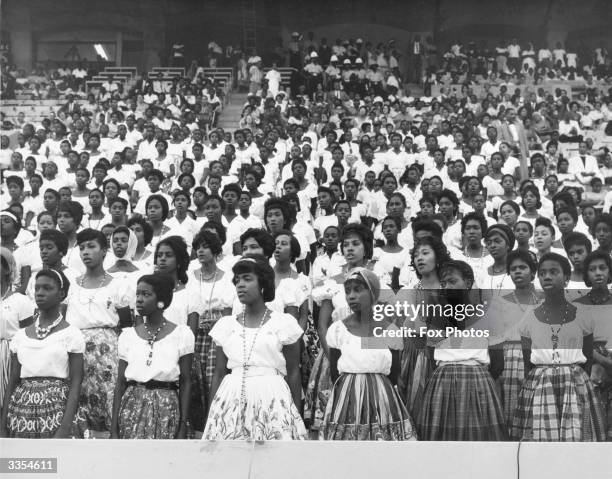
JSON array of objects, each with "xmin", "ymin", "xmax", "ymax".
[{"xmin": 216, "ymin": 92, "xmax": 249, "ymax": 133}]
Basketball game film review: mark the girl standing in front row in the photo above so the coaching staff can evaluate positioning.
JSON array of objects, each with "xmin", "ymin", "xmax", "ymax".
[
  {"xmin": 111, "ymin": 274, "xmax": 194, "ymax": 439},
  {"xmin": 1, "ymin": 270, "xmax": 88, "ymax": 438},
  {"xmin": 321, "ymin": 268, "xmax": 417, "ymax": 441},
  {"xmin": 203, "ymin": 257, "xmax": 306, "ymax": 440}
]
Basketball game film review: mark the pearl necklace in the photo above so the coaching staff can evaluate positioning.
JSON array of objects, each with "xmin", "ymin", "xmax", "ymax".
[
  {"xmin": 77, "ymin": 273, "xmax": 109, "ymax": 307},
  {"xmin": 239, "ymin": 308, "xmax": 269, "ymax": 426},
  {"xmin": 35, "ymin": 313, "xmax": 64, "ymax": 339},
  {"xmin": 199, "ymin": 269, "xmax": 218, "ymax": 321},
  {"xmin": 143, "ymin": 318, "xmax": 167, "ymax": 366}
]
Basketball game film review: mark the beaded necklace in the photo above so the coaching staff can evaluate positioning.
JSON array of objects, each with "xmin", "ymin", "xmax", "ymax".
[
  {"xmin": 199, "ymin": 269, "xmax": 218, "ymax": 321},
  {"xmin": 77, "ymin": 273, "xmax": 109, "ymax": 307},
  {"xmin": 143, "ymin": 318, "xmax": 167, "ymax": 366},
  {"xmin": 588, "ymin": 290, "xmax": 611, "ymax": 305},
  {"xmin": 512, "ymin": 290, "xmax": 539, "ymax": 312},
  {"xmin": 239, "ymin": 308, "xmax": 269, "ymax": 429},
  {"xmin": 541, "ymin": 302, "xmax": 570, "ymax": 364},
  {"xmin": 35, "ymin": 313, "xmax": 64, "ymax": 339}
]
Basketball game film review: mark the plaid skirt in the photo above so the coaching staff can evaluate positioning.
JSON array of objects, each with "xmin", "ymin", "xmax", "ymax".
[
  {"xmin": 416, "ymin": 364, "xmax": 507, "ymax": 441},
  {"xmin": 190, "ymin": 309, "xmax": 224, "ymax": 432},
  {"xmin": 511, "ymin": 364, "xmax": 607, "ymax": 442},
  {"xmin": 0, "ymin": 339, "xmax": 10, "ymax": 411},
  {"xmin": 81, "ymin": 327, "xmax": 118, "ymax": 432},
  {"xmin": 304, "ymin": 350, "xmax": 332, "ymax": 436},
  {"xmin": 397, "ymin": 339, "xmax": 433, "ymax": 417},
  {"xmin": 119, "ymin": 384, "xmax": 180, "ymax": 439},
  {"xmin": 320, "ymin": 373, "xmax": 417, "ymax": 441},
  {"xmin": 497, "ymin": 342, "xmax": 525, "ymax": 428},
  {"xmin": 7, "ymin": 378, "xmax": 89, "ymax": 438}
]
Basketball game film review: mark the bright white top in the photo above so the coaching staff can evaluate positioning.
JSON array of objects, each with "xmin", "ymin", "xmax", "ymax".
[
  {"xmin": 433, "ymin": 335, "xmax": 491, "ymax": 365},
  {"xmin": 187, "ymin": 270, "xmax": 236, "ymax": 315},
  {"xmin": 118, "ymin": 325, "xmax": 195, "ymax": 382},
  {"xmin": 209, "ymin": 311, "xmax": 303, "ymax": 375},
  {"xmin": 10, "ymin": 325, "xmax": 85, "ymax": 378},
  {"xmin": 0, "ymin": 293, "xmax": 35, "ymax": 340},
  {"xmin": 519, "ymin": 307, "xmax": 594, "ymax": 365},
  {"xmin": 312, "ymin": 278, "xmax": 351, "ymax": 323},
  {"xmin": 264, "ymin": 274, "xmax": 311, "ymax": 315},
  {"xmin": 372, "ymin": 248, "xmax": 407, "ymax": 284},
  {"xmin": 66, "ymin": 278, "xmax": 131, "ymax": 329},
  {"xmin": 163, "ymin": 287, "xmax": 200, "ymax": 326},
  {"xmin": 327, "ymin": 320, "xmax": 403, "ymax": 375},
  {"xmin": 584, "ymin": 305, "xmax": 612, "ymax": 352},
  {"xmin": 483, "ymin": 295, "xmax": 538, "ymax": 345}
]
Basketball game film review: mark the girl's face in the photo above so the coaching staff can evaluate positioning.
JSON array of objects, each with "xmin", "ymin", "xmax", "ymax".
[
  {"xmin": 440, "ymin": 269, "xmax": 469, "ymax": 289},
  {"xmin": 135, "ymin": 281, "xmax": 160, "ymax": 316},
  {"xmin": 463, "ymin": 219, "xmax": 482, "ymax": 245},
  {"xmin": 234, "ymin": 271, "xmax": 262, "ymax": 304},
  {"xmin": 538, "ymin": 259, "xmax": 567, "ymax": 292},
  {"xmin": 386, "ymin": 196, "xmax": 404, "ymax": 218},
  {"xmin": 582, "ymin": 207, "xmax": 596, "ymax": 227},
  {"xmin": 242, "ymin": 237, "xmax": 264, "ymax": 257},
  {"xmin": 79, "ymin": 239, "xmax": 106, "ymax": 268},
  {"xmin": 196, "ymin": 242, "xmax": 215, "ymax": 264},
  {"xmin": 502, "ymin": 177, "xmax": 515, "ymax": 191},
  {"xmin": 533, "ymin": 226, "xmax": 553, "ymax": 251},
  {"xmin": 595, "ymin": 222, "xmax": 612, "ymax": 249},
  {"xmin": 39, "ymin": 238, "xmax": 62, "ymax": 266},
  {"xmin": 556, "ymin": 212, "xmax": 575, "ymax": 235},
  {"xmin": 342, "ymin": 234, "xmax": 366, "ymax": 265},
  {"xmin": 345, "ymin": 279, "xmax": 372, "ymax": 313},
  {"xmin": 146, "ymin": 199, "xmax": 164, "ymax": 222},
  {"xmin": 34, "ymin": 275, "xmax": 63, "ymax": 310},
  {"xmin": 586, "ymin": 258, "xmax": 610, "ymax": 289},
  {"xmin": 438, "ymin": 197, "xmax": 455, "ymax": 218},
  {"xmin": 420, "ymin": 201, "xmax": 434, "ymax": 216},
  {"xmin": 414, "ymin": 244, "xmax": 437, "ymax": 275},
  {"xmin": 485, "ymin": 233, "xmax": 509, "ymax": 259},
  {"xmin": 508, "ymin": 259, "xmax": 533, "ymax": 288},
  {"xmin": 335, "ymin": 202, "xmax": 351, "ymax": 224},
  {"xmin": 104, "ymin": 182, "xmax": 119, "ymax": 200},
  {"xmin": 567, "ymin": 243, "xmax": 588, "ymax": 270},
  {"xmin": 37, "ymin": 214, "xmax": 56, "ymax": 232},
  {"xmin": 57, "ymin": 211, "xmax": 76, "ymax": 234},
  {"xmin": 112, "ymin": 231, "xmax": 130, "ymax": 259},
  {"xmin": 274, "ymin": 234, "xmax": 292, "ymax": 263},
  {"xmin": 155, "ymin": 244, "xmax": 177, "ymax": 274},
  {"xmin": 522, "ymin": 191, "xmax": 537, "ymax": 209},
  {"xmin": 382, "ymin": 219, "xmax": 399, "ymax": 242},
  {"xmin": 545, "ymin": 177, "xmax": 558, "ymax": 193},
  {"xmin": 500, "ymin": 205, "xmax": 518, "ymax": 226},
  {"xmin": 173, "ymin": 195, "xmax": 189, "ymax": 214},
  {"xmin": 323, "ymin": 227, "xmax": 339, "ymax": 251},
  {"xmin": 129, "ymin": 223, "xmax": 146, "ymax": 247}
]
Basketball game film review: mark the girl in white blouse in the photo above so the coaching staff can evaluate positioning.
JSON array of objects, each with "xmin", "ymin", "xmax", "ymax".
[
  {"xmin": 111, "ymin": 274, "xmax": 194, "ymax": 439},
  {"xmin": 416, "ymin": 260, "xmax": 507, "ymax": 440},
  {"xmin": 203, "ymin": 257, "xmax": 306, "ymax": 440},
  {"xmin": 511, "ymin": 253, "xmax": 606, "ymax": 441},
  {"xmin": 66, "ymin": 228, "xmax": 132, "ymax": 435},
  {"xmin": 321, "ymin": 268, "xmax": 416, "ymax": 440},
  {"xmin": 187, "ymin": 230, "xmax": 235, "ymax": 435},
  {"xmin": 0, "ymin": 248, "xmax": 35, "ymax": 411},
  {"xmin": 1, "ymin": 269, "xmax": 88, "ymax": 438}
]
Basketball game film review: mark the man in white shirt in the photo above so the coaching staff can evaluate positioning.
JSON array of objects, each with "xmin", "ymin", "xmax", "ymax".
[
  {"xmin": 480, "ymin": 126, "xmax": 501, "ymax": 160},
  {"xmin": 569, "ymin": 142, "xmax": 602, "ymax": 185}
]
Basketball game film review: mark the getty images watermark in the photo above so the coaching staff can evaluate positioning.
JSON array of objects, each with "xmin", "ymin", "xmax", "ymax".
[{"xmin": 371, "ymin": 300, "xmax": 490, "ymax": 339}]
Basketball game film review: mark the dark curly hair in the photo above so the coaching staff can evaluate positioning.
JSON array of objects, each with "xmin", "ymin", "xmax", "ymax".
[
  {"xmin": 582, "ymin": 250, "xmax": 612, "ymax": 287},
  {"xmin": 240, "ymin": 228, "xmax": 275, "ymax": 259},
  {"xmin": 137, "ymin": 274, "xmax": 175, "ymax": 309},
  {"xmin": 273, "ymin": 229, "xmax": 301, "ymax": 263},
  {"xmin": 340, "ymin": 222, "xmax": 374, "ymax": 260},
  {"xmin": 127, "ymin": 216, "xmax": 153, "ymax": 246},
  {"xmin": 232, "ymin": 255, "xmax": 276, "ymax": 302},
  {"xmin": 145, "ymin": 194, "xmax": 170, "ymax": 221},
  {"xmin": 410, "ymin": 235, "xmax": 451, "ymax": 279},
  {"xmin": 154, "ymin": 235, "xmax": 190, "ymax": 284},
  {"xmin": 192, "ymin": 230, "xmax": 223, "ymax": 257}
]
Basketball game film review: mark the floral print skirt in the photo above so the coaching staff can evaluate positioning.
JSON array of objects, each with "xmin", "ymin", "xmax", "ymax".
[
  {"xmin": 0, "ymin": 339, "xmax": 10, "ymax": 411},
  {"xmin": 7, "ymin": 378, "xmax": 89, "ymax": 438},
  {"xmin": 303, "ymin": 350, "xmax": 332, "ymax": 436},
  {"xmin": 119, "ymin": 384, "xmax": 180, "ymax": 439},
  {"xmin": 320, "ymin": 373, "xmax": 417, "ymax": 441},
  {"xmin": 203, "ymin": 371, "xmax": 306, "ymax": 441},
  {"xmin": 81, "ymin": 327, "xmax": 118, "ymax": 432}
]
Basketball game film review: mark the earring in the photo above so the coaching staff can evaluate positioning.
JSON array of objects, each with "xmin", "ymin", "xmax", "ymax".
[{"xmin": 157, "ymin": 301, "xmax": 164, "ymax": 309}]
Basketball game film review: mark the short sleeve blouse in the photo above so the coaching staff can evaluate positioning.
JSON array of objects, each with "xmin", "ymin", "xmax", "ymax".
[
  {"xmin": 66, "ymin": 278, "xmax": 131, "ymax": 329},
  {"xmin": 0, "ymin": 293, "xmax": 35, "ymax": 340},
  {"xmin": 209, "ymin": 311, "xmax": 303, "ymax": 375},
  {"xmin": 10, "ymin": 325, "xmax": 85, "ymax": 378},
  {"xmin": 327, "ymin": 321, "xmax": 403, "ymax": 375},
  {"xmin": 163, "ymin": 287, "xmax": 201, "ymax": 326},
  {"xmin": 518, "ymin": 305, "xmax": 594, "ymax": 365},
  {"xmin": 187, "ymin": 271, "xmax": 236, "ymax": 314},
  {"xmin": 118, "ymin": 325, "xmax": 195, "ymax": 382},
  {"xmin": 311, "ymin": 278, "xmax": 351, "ymax": 323},
  {"xmin": 267, "ymin": 274, "xmax": 312, "ymax": 314}
]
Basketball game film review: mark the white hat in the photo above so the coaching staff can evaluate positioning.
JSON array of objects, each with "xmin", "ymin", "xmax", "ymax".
[
  {"xmin": 388, "ymin": 95, "xmax": 397, "ymax": 102},
  {"xmin": 373, "ymin": 96, "xmax": 384, "ymax": 103},
  {"xmin": 355, "ymin": 58, "xmax": 363, "ymax": 64},
  {"xmin": 330, "ymin": 55, "xmax": 339, "ymax": 62},
  {"xmin": 310, "ymin": 51, "xmax": 319, "ymax": 58},
  {"xmin": 356, "ymin": 38, "xmax": 363, "ymax": 44},
  {"xmin": 343, "ymin": 59, "xmax": 351, "ymax": 65}
]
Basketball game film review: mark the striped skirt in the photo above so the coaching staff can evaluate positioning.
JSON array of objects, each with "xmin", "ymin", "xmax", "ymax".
[
  {"xmin": 497, "ymin": 342, "xmax": 525, "ymax": 428},
  {"xmin": 320, "ymin": 373, "xmax": 417, "ymax": 441},
  {"xmin": 511, "ymin": 364, "xmax": 607, "ymax": 442},
  {"xmin": 190, "ymin": 310, "xmax": 224, "ymax": 432},
  {"xmin": 417, "ymin": 364, "xmax": 507, "ymax": 441},
  {"xmin": 80, "ymin": 327, "xmax": 118, "ymax": 432},
  {"xmin": 304, "ymin": 350, "xmax": 332, "ymax": 436},
  {"xmin": 397, "ymin": 339, "xmax": 433, "ymax": 417},
  {"xmin": 0, "ymin": 339, "xmax": 10, "ymax": 411},
  {"xmin": 119, "ymin": 384, "xmax": 180, "ymax": 439},
  {"xmin": 7, "ymin": 378, "xmax": 89, "ymax": 438}
]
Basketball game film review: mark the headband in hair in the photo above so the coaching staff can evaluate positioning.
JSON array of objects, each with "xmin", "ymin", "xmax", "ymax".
[
  {"xmin": 0, "ymin": 211, "xmax": 18, "ymax": 223},
  {"xmin": 346, "ymin": 267, "xmax": 381, "ymax": 303},
  {"xmin": 38, "ymin": 269, "xmax": 64, "ymax": 290}
]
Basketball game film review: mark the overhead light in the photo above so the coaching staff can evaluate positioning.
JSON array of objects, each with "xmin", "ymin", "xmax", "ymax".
[{"xmin": 94, "ymin": 44, "xmax": 109, "ymax": 60}]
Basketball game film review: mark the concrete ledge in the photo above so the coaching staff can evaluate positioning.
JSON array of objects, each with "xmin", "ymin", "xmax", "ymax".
[{"xmin": 1, "ymin": 439, "xmax": 611, "ymax": 479}]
